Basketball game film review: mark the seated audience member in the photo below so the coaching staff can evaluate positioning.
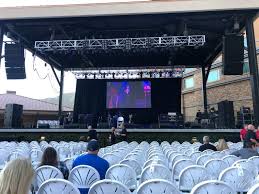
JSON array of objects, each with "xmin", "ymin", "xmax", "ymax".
[
  {"xmin": 216, "ymin": 138, "xmax": 229, "ymax": 151},
  {"xmin": 243, "ymin": 124, "xmax": 257, "ymax": 147},
  {"xmin": 231, "ymin": 142, "xmax": 259, "ymax": 159},
  {"xmin": 79, "ymin": 136, "xmax": 87, "ymax": 142},
  {"xmin": 39, "ymin": 147, "xmax": 69, "ymax": 179},
  {"xmin": 198, "ymin": 136, "xmax": 217, "ymax": 152},
  {"xmin": 240, "ymin": 124, "xmax": 248, "ymax": 142},
  {"xmin": 72, "ymin": 140, "xmax": 109, "ymax": 194},
  {"xmin": 0, "ymin": 158, "xmax": 34, "ymax": 194},
  {"xmin": 87, "ymin": 125, "xmax": 98, "ymax": 141}
]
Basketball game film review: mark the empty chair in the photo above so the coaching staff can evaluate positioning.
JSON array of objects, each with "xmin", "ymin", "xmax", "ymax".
[
  {"xmin": 219, "ymin": 167, "xmax": 254, "ymax": 192},
  {"xmin": 204, "ymin": 159, "xmax": 228, "ymax": 179},
  {"xmin": 137, "ymin": 179, "xmax": 181, "ymax": 194},
  {"xmin": 68, "ymin": 165, "xmax": 100, "ymax": 193},
  {"xmin": 190, "ymin": 180, "xmax": 236, "ymax": 194},
  {"xmin": 222, "ymin": 155, "xmax": 239, "ymax": 166},
  {"xmin": 120, "ymin": 159, "xmax": 142, "ymax": 177},
  {"xmin": 172, "ymin": 159, "xmax": 195, "ymax": 181},
  {"xmin": 249, "ymin": 156, "xmax": 259, "ymax": 173},
  {"xmin": 190, "ymin": 151, "xmax": 202, "ymax": 162},
  {"xmin": 102, "ymin": 153, "xmax": 121, "ymax": 166},
  {"xmin": 37, "ymin": 179, "xmax": 80, "ymax": 194},
  {"xmin": 88, "ymin": 179, "xmax": 131, "ymax": 194},
  {"xmin": 140, "ymin": 164, "xmax": 171, "ymax": 183},
  {"xmin": 179, "ymin": 165, "xmax": 210, "ymax": 192},
  {"xmin": 35, "ymin": 165, "xmax": 64, "ymax": 189},
  {"xmin": 143, "ymin": 159, "xmax": 167, "ymax": 169},
  {"xmin": 196, "ymin": 154, "xmax": 214, "ymax": 165},
  {"xmin": 105, "ymin": 164, "xmax": 137, "ymax": 190},
  {"xmin": 232, "ymin": 159, "xmax": 258, "ymax": 178},
  {"xmin": 248, "ymin": 183, "xmax": 259, "ymax": 194}
]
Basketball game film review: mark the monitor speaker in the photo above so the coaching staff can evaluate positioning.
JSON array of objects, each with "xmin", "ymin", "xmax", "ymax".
[
  {"xmin": 218, "ymin": 100, "xmax": 235, "ymax": 128},
  {"xmin": 222, "ymin": 34, "xmax": 244, "ymax": 75},
  {"xmin": 4, "ymin": 104, "xmax": 23, "ymax": 128},
  {"xmin": 4, "ymin": 43, "xmax": 26, "ymax": 79}
]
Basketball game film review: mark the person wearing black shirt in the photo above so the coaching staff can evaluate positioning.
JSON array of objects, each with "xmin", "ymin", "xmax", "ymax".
[
  {"xmin": 87, "ymin": 126, "xmax": 98, "ymax": 141},
  {"xmin": 198, "ymin": 136, "xmax": 217, "ymax": 152},
  {"xmin": 109, "ymin": 127, "xmax": 116, "ymax": 145},
  {"xmin": 243, "ymin": 124, "xmax": 257, "ymax": 148}
]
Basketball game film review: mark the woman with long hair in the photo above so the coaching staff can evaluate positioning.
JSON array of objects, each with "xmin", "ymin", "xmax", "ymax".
[
  {"xmin": 216, "ymin": 138, "xmax": 229, "ymax": 151},
  {"xmin": 40, "ymin": 147, "xmax": 69, "ymax": 179},
  {"xmin": 0, "ymin": 158, "xmax": 34, "ymax": 194}
]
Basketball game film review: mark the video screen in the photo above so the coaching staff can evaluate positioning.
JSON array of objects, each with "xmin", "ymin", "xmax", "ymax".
[{"xmin": 106, "ymin": 81, "xmax": 151, "ymax": 109}]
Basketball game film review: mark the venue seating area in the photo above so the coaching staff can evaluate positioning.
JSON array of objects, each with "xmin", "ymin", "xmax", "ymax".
[{"xmin": 1, "ymin": 140, "xmax": 259, "ymax": 193}]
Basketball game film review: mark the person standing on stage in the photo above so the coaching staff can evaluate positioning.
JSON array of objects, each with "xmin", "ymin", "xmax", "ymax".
[{"xmin": 240, "ymin": 124, "xmax": 248, "ymax": 142}]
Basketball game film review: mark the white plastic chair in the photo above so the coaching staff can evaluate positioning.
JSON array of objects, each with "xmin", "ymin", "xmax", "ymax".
[
  {"xmin": 204, "ymin": 159, "xmax": 228, "ymax": 179},
  {"xmin": 219, "ymin": 167, "xmax": 253, "ymax": 192},
  {"xmin": 172, "ymin": 159, "xmax": 195, "ymax": 181},
  {"xmin": 35, "ymin": 165, "xmax": 64, "ymax": 189},
  {"xmin": 120, "ymin": 159, "xmax": 142, "ymax": 177},
  {"xmin": 140, "ymin": 164, "xmax": 171, "ymax": 183},
  {"xmin": 102, "ymin": 153, "xmax": 121, "ymax": 166},
  {"xmin": 136, "ymin": 179, "xmax": 181, "ymax": 194},
  {"xmin": 190, "ymin": 180, "xmax": 236, "ymax": 194},
  {"xmin": 179, "ymin": 165, "xmax": 210, "ymax": 192},
  {"xmin": 68, "ymin": 165, "xmax": 100, "ymax": 191},
  {"xmin": 249, "ymin": 156, "xmax": 259, "ymax": 173},
  {"xmin": 105, "ymin": 164, "xmax": 137, "ymax": 190},
  {"xmin": 88, "ymin": 179, "xmax": 131, "ymax": 194},
  {"xmin": 37, "ymin": 179, "xmax": 80, "ymax": 194},
  {"xmin": 222, "ymin": 155, "xmax": 239, "ymax": 166},
  {"xmin": 248, "ymin": 183, "xmax": 259, "ymax": 194},
  {"xmin": 232, "ymin": 159, "xmax": 258, "ymax": 178}
]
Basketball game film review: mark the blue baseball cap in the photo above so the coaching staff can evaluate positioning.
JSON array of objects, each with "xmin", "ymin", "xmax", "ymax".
[{"xmin": 87, "ymin": 140, "xmax": 100, "ymax": 151}]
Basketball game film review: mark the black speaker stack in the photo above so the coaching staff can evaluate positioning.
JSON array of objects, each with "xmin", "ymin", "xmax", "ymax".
[
  {"xmin": 218, "ymin": 100, "xmax": 235, "ymax": 128},
  {"xmin": 222, "ymin": 34, "xmax": 244, "ymax": 75},
  {"xmin": 4, "ymin": 43, "xmax": 26, "ymax": 79},
  {"xmin": 4, "ymin": 104, "xmax": 23, "ymax": 128}
]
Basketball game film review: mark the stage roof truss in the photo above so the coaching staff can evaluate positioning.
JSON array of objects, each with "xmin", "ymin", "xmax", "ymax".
[{"xmin": 34, "ymin": 35, "xmax": 206, "ymax": 51}]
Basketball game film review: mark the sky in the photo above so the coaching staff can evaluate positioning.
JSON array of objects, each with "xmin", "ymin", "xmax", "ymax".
[{"xmin": 0, "ymin": 0, "xmax": 149, "ymax": 99}]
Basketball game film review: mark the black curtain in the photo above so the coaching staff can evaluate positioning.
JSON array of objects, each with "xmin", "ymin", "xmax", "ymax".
[{"xmin": 73, "ymin": 80, "xmax": 106, "ymax": 122}]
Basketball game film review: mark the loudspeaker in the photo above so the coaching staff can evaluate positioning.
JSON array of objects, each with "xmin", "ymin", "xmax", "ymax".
[
  {"xmin": 218, "ymin": 100, "xmax": 235, "ymax": 128},
  {"xmin": 4, "ymin": 43, "xmax": 26, "ymax": 79},
  {"xmin": 222, "ymin": 34, "xmax": 244, "ymax": 75},
  {"xmin": 4, "ymin": 104, "xmax": 23, "ymax": 128}
]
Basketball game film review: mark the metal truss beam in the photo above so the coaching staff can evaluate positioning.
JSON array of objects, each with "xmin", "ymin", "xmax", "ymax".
[{"xmin": 34, "ymin": 35, "xmax": 205, "ymax": 51}]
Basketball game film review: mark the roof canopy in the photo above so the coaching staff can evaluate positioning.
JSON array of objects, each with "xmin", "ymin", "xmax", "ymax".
[{"xmin": 0, "ymin": 0, "xmax": 258, "ymax": 70}]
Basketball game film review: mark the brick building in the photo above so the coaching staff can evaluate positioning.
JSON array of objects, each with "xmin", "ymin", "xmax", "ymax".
[{"xmin": 181, "ymin": 18, "xmax": 259, "ymax": 124}]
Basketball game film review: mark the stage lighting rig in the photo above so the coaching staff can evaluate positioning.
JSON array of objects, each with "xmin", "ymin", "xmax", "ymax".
[{"xmin": 34, "ymin": 35, "xmax": 205, "ymax": 52}]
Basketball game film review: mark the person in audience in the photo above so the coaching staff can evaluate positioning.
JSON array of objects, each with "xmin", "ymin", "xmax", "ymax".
[
  {"xmin": 216, "ymin": 138, "xmax": 229, "ymax": 151},
  {"xmin": 231, "ymin": 142, "xmax": 259, "ymax": 159},
  {"xmin": 108, "ymin": 127, "xmax": 116, "ymax": 145},
  {"xmin": 198, "ymin": 136, "xmax": 217, "ymax": 151},
  {"xmin": 240, "ymin": 124, "xmax": 248, "ymax": 142},
  {"xmin": 79, "ymin": 136, "xmax": 87, "ymax": 142},
  {"xmin": 116, "ymin": 123, "xmax": 128, "ymax": 142},
  {"xmin": 40, "ymin": 147, "xmax": 69, "ymax": 179},
  {"xmin": 256, "ymin": 126, "xmax": 259, "ymax": 141},
  {"xmin": 72, "ymin": 140, "xmax": 109, "ymax": 194},
  {"xmin": 243, "ymin": 124, "xmax": 257, "ymax": 147},
  {"xmin": 0, "ymin": 158, "xmax": 34, "ymax": 194},
  {"xmin": 87, "ymin": 125, "xmax": 98, "ymax": 141}
]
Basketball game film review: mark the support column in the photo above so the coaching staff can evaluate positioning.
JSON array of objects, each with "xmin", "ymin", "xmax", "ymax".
[
  {"xmin": 246, "ymin": 16, "xmax": 259, "ymax": 126},
  {"xmin": 0, "ymin": 24, "xmax": 4, "ymax": 65},
  {"xmin": 58, "ymin": 69, "xmax": 64, "ymax": 117},
  {"xmin": 201, "ymin": 66, "xmax": 208, "ymax": 114}
]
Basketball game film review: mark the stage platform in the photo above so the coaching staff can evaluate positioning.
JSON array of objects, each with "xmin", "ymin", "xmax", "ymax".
[{"xmin": 0, "ymin": 128, "xmax": 240, "ymax": 133}]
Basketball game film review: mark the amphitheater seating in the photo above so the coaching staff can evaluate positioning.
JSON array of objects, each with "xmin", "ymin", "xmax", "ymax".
[{"xmin": 1, "ymin": 140, "xmax": 259, "ymax": 194}]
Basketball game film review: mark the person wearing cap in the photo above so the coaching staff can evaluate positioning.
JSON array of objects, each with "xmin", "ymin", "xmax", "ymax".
[{"xmin": 72, "ymin": 140, "xmax": 109, "ymax": 194}]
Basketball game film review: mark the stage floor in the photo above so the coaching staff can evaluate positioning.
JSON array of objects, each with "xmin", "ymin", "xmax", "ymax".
[{"xmin": 0, "ymin": 128, "xmax": 240, "ymax": 133}]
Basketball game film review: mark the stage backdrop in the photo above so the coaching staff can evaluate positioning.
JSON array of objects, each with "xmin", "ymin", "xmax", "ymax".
[{"xmin": 73, "ymin": 79, "xmax": 181, "ymax": 124}]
